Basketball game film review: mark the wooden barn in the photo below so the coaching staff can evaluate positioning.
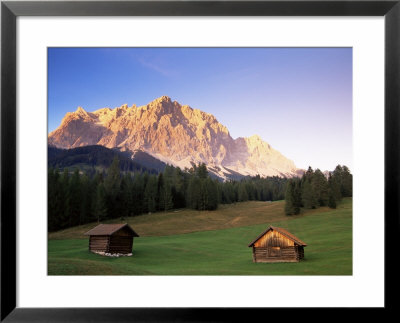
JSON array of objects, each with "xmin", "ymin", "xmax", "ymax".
[
  {"xmin": 84, "ymin": 223, "xmax": 139, "ymax": 255},
  {"xmin": 248, "ymin": 226, "xmax": 307, "ymax": 263}
]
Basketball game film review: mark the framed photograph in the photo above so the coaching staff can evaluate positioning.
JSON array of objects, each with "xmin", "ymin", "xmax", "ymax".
[{"xmin": 1, "ymin": 0, "xmax": 398, "ymax": 321}]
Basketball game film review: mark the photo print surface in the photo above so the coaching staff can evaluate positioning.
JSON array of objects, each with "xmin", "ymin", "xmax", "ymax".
[{"xmin": 47, "ymin": 47, "xmax": 352, "ymax": 275}]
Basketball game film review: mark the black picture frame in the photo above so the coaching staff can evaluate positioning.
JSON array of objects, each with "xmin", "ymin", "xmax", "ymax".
[{"xmin": 1, "ymin": 0, "xmax": 398, "ymax": 321}]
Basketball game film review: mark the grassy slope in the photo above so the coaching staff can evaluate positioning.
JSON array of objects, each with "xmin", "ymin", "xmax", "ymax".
[
  {"xmin": 49, "ymin": 200, "xmax": 337, "ymax": 239},
  {"xmin": 48, "ymin": 198, "xmax": 352, "ymax": 275}
]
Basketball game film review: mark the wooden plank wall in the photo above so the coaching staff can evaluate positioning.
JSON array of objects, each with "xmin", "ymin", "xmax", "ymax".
[
  {"xmin": 109, "ymin": 236, "xmax": 133, "ymax": 254},
  {"xmin": 89, "ymin": 236, "xmax": 109, "ymax": 252},
  {"xmin": 253, "ymin": 246, "xmax": 299, "ymax": 263}
]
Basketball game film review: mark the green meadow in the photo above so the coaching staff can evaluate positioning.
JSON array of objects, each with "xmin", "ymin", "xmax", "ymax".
[{"xmin": 48, "ymin": 198, "xmax": 352, "ymax": 275}]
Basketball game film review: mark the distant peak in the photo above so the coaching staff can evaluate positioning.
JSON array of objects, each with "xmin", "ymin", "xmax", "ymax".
[
  {"xmin": 155, "ymin": 95, "xmax": 172, "ymax": 103},
  {"xmin": 250, "ymin": 134, "xmax": 261, "ymax": 140},
  {"xmin": 245, "ymin": 135, "xmax": 271, "ymax": 149},
  {"xmin": 75, "ymin": 106, "xmax": 90, "ymax": 117}
]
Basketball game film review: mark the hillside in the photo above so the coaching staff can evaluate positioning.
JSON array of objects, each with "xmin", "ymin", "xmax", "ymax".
[
  {"xmin": 48, "ymin": 198, "xmax": 352, "ymax": 239},
  {"xmin": 48, "ymin": 145, "xmax": 166, "ymax": 174}
]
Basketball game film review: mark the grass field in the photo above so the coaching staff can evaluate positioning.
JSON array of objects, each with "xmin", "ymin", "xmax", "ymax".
[{"xmin": 48, "ymin": 198, "xmax": 352, "ymax": 275}]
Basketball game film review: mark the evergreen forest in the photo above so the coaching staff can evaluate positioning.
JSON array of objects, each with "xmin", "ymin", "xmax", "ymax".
[{"xmin": 48, "ymin": 156, "xmax": 352, "ymax": 232}]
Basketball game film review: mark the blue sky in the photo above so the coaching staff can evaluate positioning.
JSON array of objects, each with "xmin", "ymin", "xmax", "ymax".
[{"xmin": 48, "ymin": 47, "xmax": 352, "ymax": 171}]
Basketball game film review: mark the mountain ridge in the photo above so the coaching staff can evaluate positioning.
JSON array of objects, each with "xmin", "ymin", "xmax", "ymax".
[{"xmin": 48, "ymin": 96, "xmax": 300, "ymax": 179}]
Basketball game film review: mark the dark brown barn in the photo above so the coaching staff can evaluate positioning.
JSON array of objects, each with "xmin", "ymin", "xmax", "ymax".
[
  {"xmin": 84, "ymin": 223, "xmax": 139, "ymax": 255},
  {"xmin": 248, "ymin": 226, "xmax": 307, "ymax": 263}
]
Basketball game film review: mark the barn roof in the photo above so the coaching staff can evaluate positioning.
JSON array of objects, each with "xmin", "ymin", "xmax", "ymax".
[
  {"xmin": 84, "ymin": 223, "xmax": 139, "ymax": 237},
  {"xmin": 248, "ymin": 226, "xmax": 307, "ymax": 247}
]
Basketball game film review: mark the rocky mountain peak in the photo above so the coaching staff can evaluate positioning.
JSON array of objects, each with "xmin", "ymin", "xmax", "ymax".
[
  {"xmin": 74, "ymin": 106, "xmax": 91, "ymax": 118},
  {"xmin": 249, "ymin": 134, "xmax": 262, "ymax": 140},
  {"xmin": 48, "ymin": 97, "xmax": 299, "ymax": 178},
  {"xmin": 156, "ymin": 95, "xmax": 172, "ymax": 103}
]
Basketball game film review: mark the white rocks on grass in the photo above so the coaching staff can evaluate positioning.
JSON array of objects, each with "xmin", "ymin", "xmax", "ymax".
[{"xmin": 92, "ymin": 251, "xmax": 132, "ymax": 257}]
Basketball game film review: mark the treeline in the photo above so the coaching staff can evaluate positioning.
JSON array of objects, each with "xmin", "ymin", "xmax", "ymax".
[
  {"xmin": 284, "ymin": 165, "xmax": 352, "ymax": 215},
  {"xmin": 48, "ymin": 158, "xmax": 288, "ymax": 232}
]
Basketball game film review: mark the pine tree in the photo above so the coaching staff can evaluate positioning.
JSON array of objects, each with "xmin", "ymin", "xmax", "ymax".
[
  {"xmin": 52, "ymin": 168, "xmax": 66, "ymax": 229},
  {"xmin": 284, "ymin": 180, "xmax": 296, "ymax": 215},
  {"xmin": 328, "ymin": 191, "xmax": 337, "ymax": 209},
  {"xmin": 171, "ymin": 167, "xmax": 186, "ymax": 208},
  {"xmin": 221, "ymin": 181, "xmax": 233, "ymax": 204},
  {"xmin": 245, "ymin": 181, "xmax": 256, "ymax": 200},
  {"xmin": 163, "ymin": 165, "xmax": 175, "ymax": 182},
  {"xmin": 58, "ymin": 168, "xmax": 70, "ymax": 229},
  {"xmin": 204, "ymin": 178, "xmax": 218, "ymax": 210},
  {"xmin": 327, "ymin": 173, "xmax": 339, "ymax": 209},
  {"xmin": 94, "ymin": 183, "xmax": 107, "ymax": 223},
  {"xmin": 302, "ymin": 178, "xmax": 317, "ymax": 209},
  {"xmin": 198, "ymin": 180, "xmax": 208, "ymax": 210},
  {"xmin": 284, "ymin": 179, "xmax": 301, "ymax": 215},
  {"xmin": 66, "ymin": 168, "xmax": 81, "ymax": 227},
  {"xmin": 132, "ymin": 173, "xmax": 145, "ymax": 215},
  {"xmin": 159, "ymin": 180, "xmax": 174, "ymax": 211},
  {"xmin": 79, "ymin": 173, "xmax": 92, "ymax": 225},
  {"xmin": 144, "ymin": 175, "xmax": 158, "ymax": 213},
  {"xmin": 196, "ymin": 163, "xmax": 209, "ymax": 179},
  {"xmin": 104, "ymin": 156, "xmax": 121, "ymax": 194},
  {"xmin": 238, "ymin": 181, "xmax": 249, "ymax": 202},
  {"xmin": 312, "ymin": 169, "xmax": 329, "ymax": 207},
  {"xmin": 330, "ymin": 168, "xmax": 342, "ymax": 202},
  {"xmin": 48, "ymin": 168, "xmax": 60, "ymax": 231},
  {"xmin": 187, "ymin": 176, "xmax": 201, "ymax": 209},
  {"xmin": 120, "ymin": 174, "xmax": 133, "ymax": 219},
  {"xmin": 341, "ymin": 165, "xmax": 353, "ymax": 197},
  {"xmin": 305, "ymin": 166, "xmax": 314, "ymax": 179},
  {"xmin": 157, "ymin": 173, "xmax": 164, "ymax": 211},
  {"xmin": 293, "ymin": 179, "xmax": 302, "ymax": 213},
  {"xmin": 103, "ymin": 156, "xmax": 121, "ymax": 218}
]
